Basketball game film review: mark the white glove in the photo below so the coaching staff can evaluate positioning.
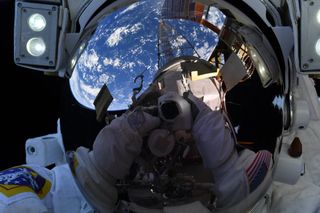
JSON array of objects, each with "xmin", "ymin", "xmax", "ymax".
[
  {"xmin": 72, "ymin": 110, "xmax": 161, "ymax": 212},
  {"xmin": 186, "ymin": 93, "xmax": 249, "ymax": 208},
  {"xmin": 92, "ymin": 109, "xmax": 161, "ymax": 179},
  {"xmin": 186, "ymin": 93, "xmax": 235, "ymax": 169},
  {"xmin": 184, "ymin": 92, "xmax": 212, "ymax": 122},
  {"xmin": 126, "ymin": 109, "xmax": 162, "ymax": 137}
]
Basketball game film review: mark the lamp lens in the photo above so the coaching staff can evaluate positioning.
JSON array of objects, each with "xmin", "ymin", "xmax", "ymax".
[
  {"xmin": 28, "ymin": 13, "xmax": 46, "ymax": 32},
  {"xmin": 26, "ymin": 37, "xmax": 46, "ymax": 57}
]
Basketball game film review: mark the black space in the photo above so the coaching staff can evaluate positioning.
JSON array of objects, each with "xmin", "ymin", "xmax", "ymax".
[
  {"xmin": 0, "ymin": 1, "xmax": 105, "ymax": 170},
  {"xmin": 226, "ymin": 72, "xmax": 283, "ymax": 153}
]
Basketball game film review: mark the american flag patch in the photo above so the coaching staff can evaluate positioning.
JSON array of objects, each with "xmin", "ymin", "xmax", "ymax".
[{"xmin": 245, "ymin": 150, "xmax": 272, "ymax": 193}]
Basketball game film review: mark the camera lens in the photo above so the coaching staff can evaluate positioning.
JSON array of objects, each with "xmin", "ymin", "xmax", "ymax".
[{"xmin": 160, "ymin": 101, "xmax": 179, "ymax": 120}]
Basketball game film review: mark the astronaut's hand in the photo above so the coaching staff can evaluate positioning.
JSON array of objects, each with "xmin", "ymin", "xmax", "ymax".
[
  {"xmin": 183, "ymin": 92, "xmax": 212, "ymax": 121},
  {"xmin": 90, "ymin": 108, "xmax": 161, "ymax": 181},
  {"xmin": 184, "ymin": 92, "xmax": 233, "ymax": 170},
  {"xmin": 70, "ymin": 109, "xmax": 161, "ymax": 212},
  {"xmin": 127, "ymin": 108, "xmax": 161, "ymax": 137}
]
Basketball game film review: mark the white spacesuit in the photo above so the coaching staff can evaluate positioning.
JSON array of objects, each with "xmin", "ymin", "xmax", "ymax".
[
  {"xmin": 6, "ymin": 0, "xmax": 320, "ymax": 212},
  {"xmin": 0, "ymin": 77, "xmax": 272, "ymax": 213}
]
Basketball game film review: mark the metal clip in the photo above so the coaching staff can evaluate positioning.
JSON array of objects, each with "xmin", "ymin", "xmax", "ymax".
[{"xmin": 132, "ymin": 74, "xmax": 144, "ymax": 103}]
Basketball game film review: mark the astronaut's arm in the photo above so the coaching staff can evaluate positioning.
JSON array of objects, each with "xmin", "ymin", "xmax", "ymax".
[
  {"xmin": 188, "ymin": 93, "xmax": 272, "ymax": 208},
  {"xmin": 72, "ymin": 110, "xmax": 161, "ymax": 212},
  {"xmin": 189, "ymin": 95, "xmax": 248, "ymax": 207},
  {"xmin": 92, "ymin": 110, "xmax": 160, "ymax": 179}
]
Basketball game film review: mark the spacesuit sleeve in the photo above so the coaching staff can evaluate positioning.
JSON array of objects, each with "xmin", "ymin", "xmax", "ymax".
[
  {"xmin": 73, "ymin": 111, "xmax": 160, "ymax": 211},
  {"xmin": 92, "ymin": 115, "xmax": 145, "ymax": 179},
  {"xmin": 192, "ymin": 109, "xmax": 250, "ymax": 207},
  {"xmin": 192, "ymin": 109, "xmax": 237, "ymax": 169},
  {"xmin": 91, "ymin": 111, "xmax": 161, "ymax": 180}
]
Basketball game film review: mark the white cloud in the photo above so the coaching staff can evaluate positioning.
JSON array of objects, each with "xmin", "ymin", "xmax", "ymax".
[
  {"xmin": 113, "ymin": 58, "xmax": 121, "ymax": 67},
  {"xmin": 106, "ymin": 23, "xmax": 143, "ymax": 47},
  {"xmin": 137, "ymin": 60, "xmax": 146, "ymax": 67},
  {"xmin": 119, "ymin": 2, "xmax": 140, "ymax": 15},
  {"xmin": 69, "ymin": 67, "xmax": 95, "ymax": 109},
  {"xmin": 130, "ymin": 46, "xmax": 142, "ymax": 55},
  {"xmin": 69, "ymin": 67, "xmax": 81, "ymax": 102},
  {"xmin": 103, "ymin": 58, "xmax": 112, "ymax": 66},
  {"xmin": 97, "ymin": 64, "xmax": 103, "ymax": 73},
  {"xmin": 195, "ymin": 42, "xmax": 215, "ymax": 60},
  {"xmin": 103, "ymin": 57, "xmax": 121, "ymax": 67},
  {"xmin": 171, "ymin": 35, "xmax": 187, "ymax": 48},
  {"xmin": 104, "ymin": 58, "xmax": 121, "ymax": 67},
  {"xmin": 99, "ymin": 73, "xmax": 109, "ymax": 82},
  {"xmin": 70, "ymin": 65, "xmax": 118, "ymax": 110},
  {"xmin": 108, "ymin": 88, "xmax": 132, "ymax": 110},
  {"xmin": 103, "ymin": 57, "xmax": 135, "ymax": 69},
  {"xmin": 78, "ymin": 49, "xmax": 99, "ymax": 69},
  {"xmin": 125, "ymin": 62, "xmax": 135, "ymax": 69},
  {"xmin": 191, "ymin": 29, "xmax": 197, "ymax": 38},
  {"xmin": 106, "ymin": 27, "xmax": 127, "ymax": 47},
  {"xmin": 207, "ymin": 7, "xmax": 225, "ymax": 29},
  {"xmin": 199, "ymin": 25, "xmax": 212, "ymax": 33},
  {"xmin": 98, "ymin": 73, "xmax": 115, "ymax": 84},
  {"xmin": 80, "ymin": 83, "xmax": 101, "ymax": 95},
  {"xmin": 139, "ymin": 37, "xmax": 157, "ymax": 46}
]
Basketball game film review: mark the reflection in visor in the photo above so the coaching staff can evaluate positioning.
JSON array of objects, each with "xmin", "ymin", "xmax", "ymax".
[
  {"xmin": 66, "ymin": 0, "xmax": 286, "ymax": 210},
  {"xmin": 69, "ymin": 0, "xmax": 224, "ymax": 111}
]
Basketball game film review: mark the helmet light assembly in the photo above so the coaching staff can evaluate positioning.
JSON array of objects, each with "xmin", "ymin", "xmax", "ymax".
[{"xmin": 14, "ymin": 1, "xmax": 59, "ymax": 68}]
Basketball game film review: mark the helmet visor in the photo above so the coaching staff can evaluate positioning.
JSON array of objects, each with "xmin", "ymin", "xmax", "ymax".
[{"xmin": 69, "ymin": 0, "xmax": 224, "ymax": 111}]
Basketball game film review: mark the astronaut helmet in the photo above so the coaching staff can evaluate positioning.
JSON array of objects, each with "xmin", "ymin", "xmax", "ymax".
[{"xmin": 64, "ymin": 0, "xmax": 287, "ymax": 211}]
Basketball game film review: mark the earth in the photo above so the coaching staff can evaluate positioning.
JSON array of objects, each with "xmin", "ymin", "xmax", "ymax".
[{"xmin": 69, "ymin": 0, "xmax": 225, "ymax": 111}]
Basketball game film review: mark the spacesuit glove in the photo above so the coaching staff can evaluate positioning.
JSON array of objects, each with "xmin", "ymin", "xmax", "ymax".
[
  {"xmin": 92, "ymin": 109, "xmax": 161, "ymax": 180},
  {"xmin": 186, "ymin": 92, "xmax": 249, "ymax": 207},
  {"xmin": 184, "ymin": 92, "xmax": 231, "ymax": 169},
  {"xmin": 72, "ymin": 110, "xmax": 161, "ymax": 212},
  {"xmin": 183, "ymin": 92, "xmax": 213, "ymax": 122},
  {"xmin": 126, "ymin": 108, "xmax": 161, "ymax": 137}
]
